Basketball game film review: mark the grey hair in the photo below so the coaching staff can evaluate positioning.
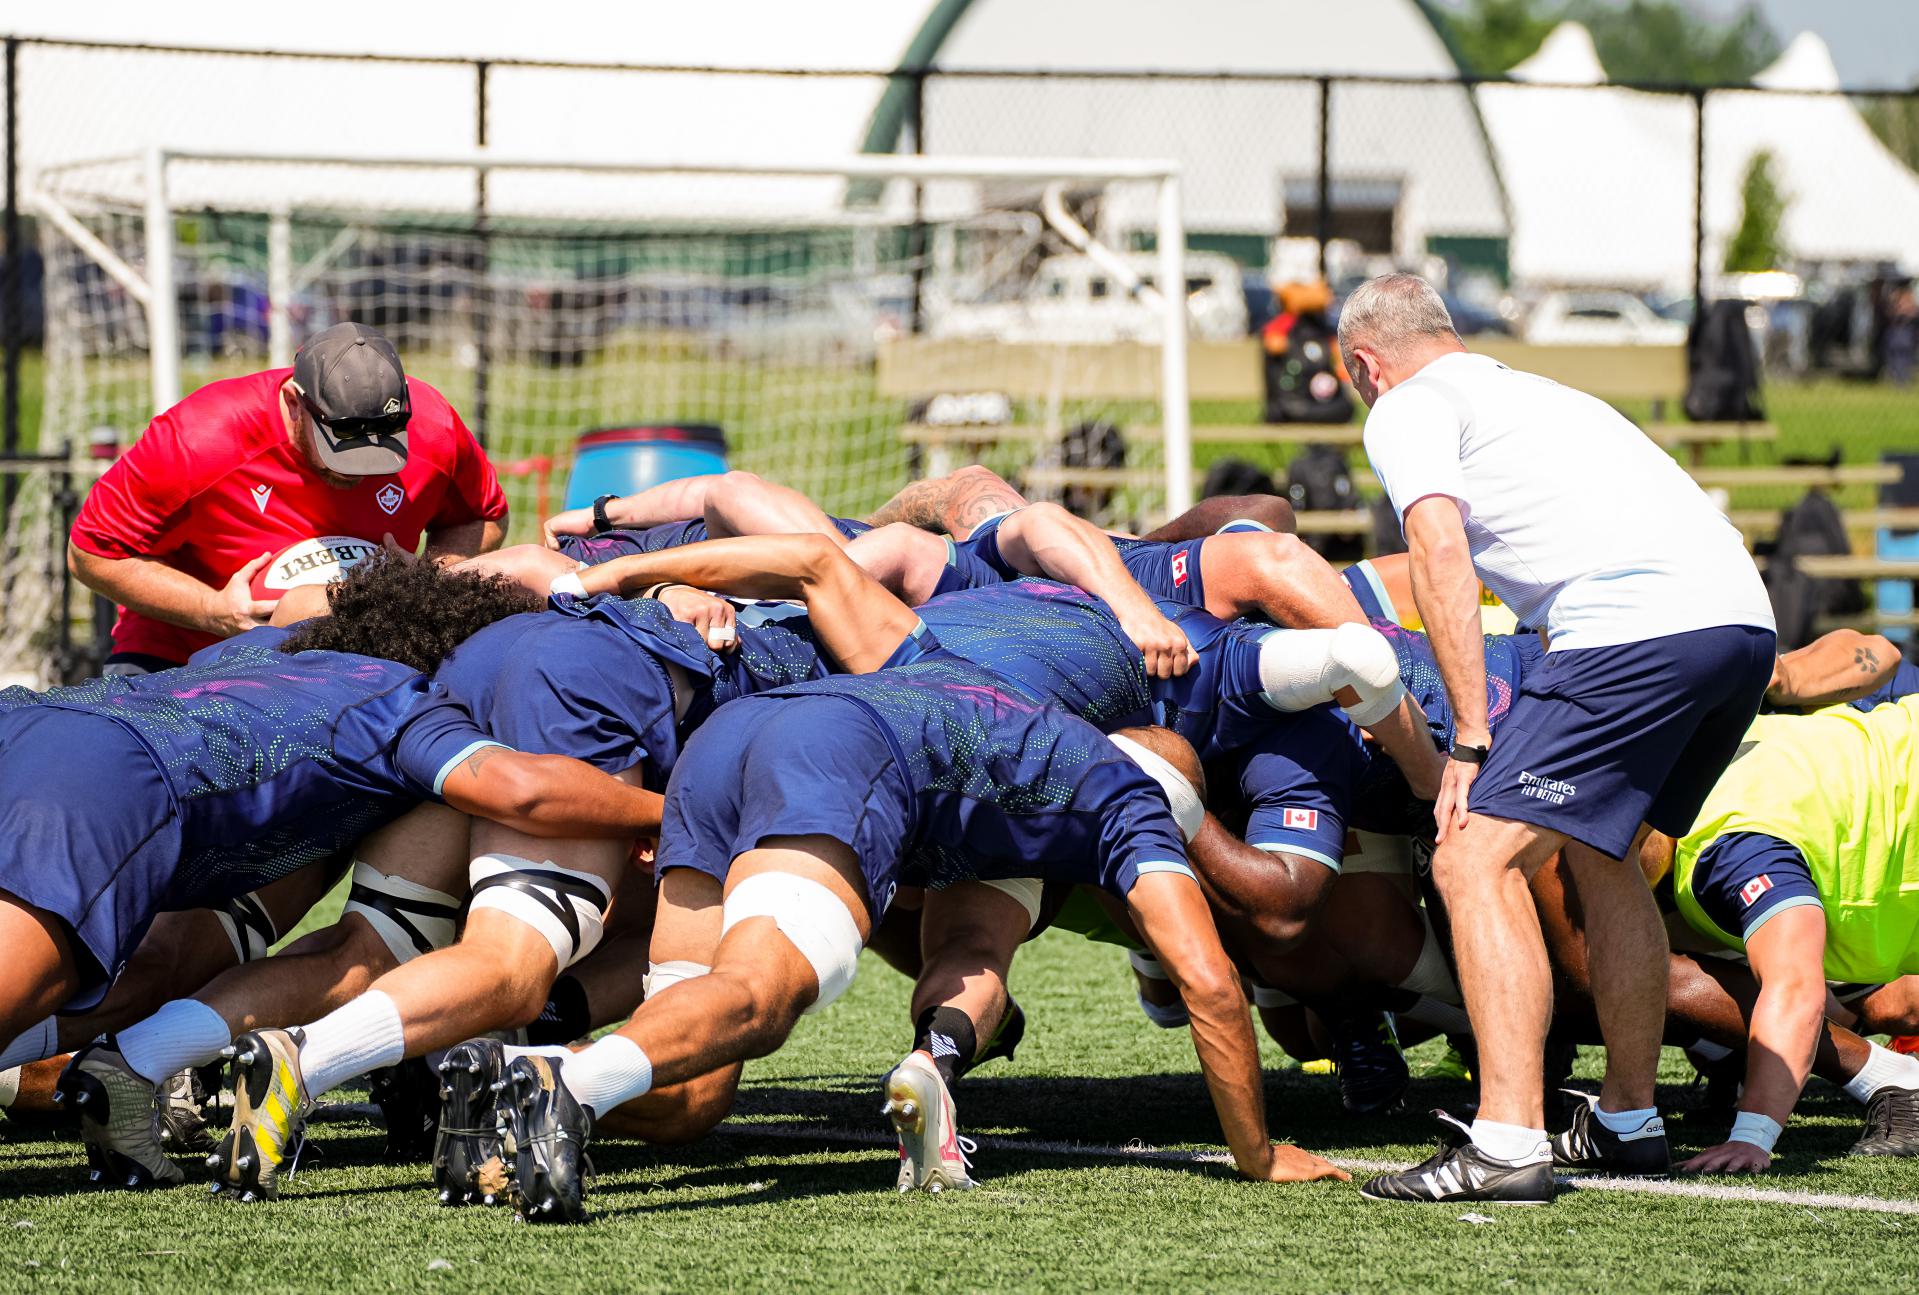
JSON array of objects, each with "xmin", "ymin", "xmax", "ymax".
[{"xmin": 1337, "ymin": 273, "xmax": 1459, "ymax": 365}]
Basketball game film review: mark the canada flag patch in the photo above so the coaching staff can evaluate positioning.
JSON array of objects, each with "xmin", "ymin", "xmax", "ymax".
[
  {"xmin": 1740, "ymin": 874, "xmax": 1774, "ymax": 907},
  {"xmin": 1282, "ymin": 807, "xmax": 1320, "ymax": 831},
  {"xmin": 1170, "ymin": 549, "xmax": 1191, "ymax": 586},
  {"xmin": 375, "ymin": 482, "xmax": 405, "ymax": 515}
]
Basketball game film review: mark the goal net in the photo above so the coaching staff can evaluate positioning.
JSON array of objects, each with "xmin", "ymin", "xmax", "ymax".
[{"xmin": 32, "ymin": 151, "xmax": 1192, "ymax": 586}]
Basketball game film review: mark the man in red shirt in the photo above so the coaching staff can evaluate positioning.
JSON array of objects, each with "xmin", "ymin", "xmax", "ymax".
[{"xmin": 69, "ymin": 323, "xmax": 508, "ymax": 671}]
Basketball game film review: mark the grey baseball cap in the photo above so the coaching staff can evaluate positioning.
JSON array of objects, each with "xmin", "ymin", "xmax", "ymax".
[{"xmin": 292, "ymin": 322, "xmax": 411, "ymax": 476}]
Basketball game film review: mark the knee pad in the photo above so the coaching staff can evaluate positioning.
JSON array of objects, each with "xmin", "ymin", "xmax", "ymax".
[
  {"xmin": 720, "ymin": 872, "xmax": 863, "ymax": 1015},
  {"xmin": 343, "ymin": 860, "xmax": 462, "ymax": 965},
  {"xmin": 215, "ymin": 891, "xmax": 278, "ymax": 964},
  {"xmin": 466, "ymin": 854, "xmax": 613, "ymax": 971},
  {"xmin": 1107, "ymin": 735, "xmax": 1205, "ymax": 842},
  {"xmin": 1258, "ymin": 623, "xmax": 1406, "ymax": 728},
  {"xmin": 644, "ymin": 959, "xmax": 712, "ymax": 1000}
]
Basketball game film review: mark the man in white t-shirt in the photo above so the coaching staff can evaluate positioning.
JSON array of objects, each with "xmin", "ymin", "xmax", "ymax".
[{"xmin": 1342, "ymin": 275, "xmax": 1776, "ymax": 1205}]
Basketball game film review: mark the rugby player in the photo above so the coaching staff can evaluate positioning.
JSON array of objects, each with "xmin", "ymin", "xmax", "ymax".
[
  {"xmin": 463, "ymin": 658, "xmax": 1348, "ymax": 1222},
  {"xmin": 1655, "ymin": 698, "xmax": 1919, "ymax": 1170},
  {"xmin": 1345, "ymin": 274, "xmax": 1775, "ymax": 1204}
]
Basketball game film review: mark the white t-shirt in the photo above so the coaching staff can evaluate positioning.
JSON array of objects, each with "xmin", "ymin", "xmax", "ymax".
[{"xmin": 1361, "ymin": 351, "xmax": 1774, "ymax": 652}]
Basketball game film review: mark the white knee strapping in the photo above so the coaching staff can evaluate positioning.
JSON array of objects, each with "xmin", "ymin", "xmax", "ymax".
[
  {"xmin": 0, "ymin": 1065, "xmax": 19, "ymax": 1106},
  {"xmin": 344, "ymin": 860, "xmax": 462, "ymax": 965},
  {"xmin": 214, "ymin": 891, "xmax": 278, "ymax": 963},
  {"xmin": 644, "ymin": 959, "xmax": 711, "ymax": 1000},
  {"xmin": 1399, "ymin": 918, "xmax": 1461, "ymax": 1004},
  {"xmin": 1249, "ymin": 981, "xmax": 1298, "ymax": 1010},
  {"xmin": 978, "ymin": 876, "xmax": 1045, "ymax": 930},
  {"xmin": 467, "ymin": 854, "xmax": 612, "ymax": 971},
  {"xmin": 1258, "ymin": 623, "xmax": 1406, "ymax": 728},
  {"xmin": 1107, "ymin": 735, "xmax": 1205, "ymax": 842},
  {"xmin": 721, "ymin": 872, "xmax": 864, "ymax": 1015}
]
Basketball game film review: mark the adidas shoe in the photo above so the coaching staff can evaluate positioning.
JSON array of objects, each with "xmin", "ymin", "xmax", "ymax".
[
  {"xmin": 1551, "ymin": 1092, "xmax": 1670, "ymax": 1176},
  {"xmin": 1851, "ymin": 1086, "xmax": 1919, "ymax": 1158},
  {"xmin": 883, "ymin": 1050, "xmax": 976, "ymax": 1193},
  {"xmin": 1359, "ymin": 1112, "xmax": 1554, "ymax": 1205},
  {"xmin": 496, "ymin": 1055, "xmax": 593, "ymax": 1223},
  {"xmin": 57, "ymin": 1044, "xmax": 184, "ymax": 1189},
  {"xmin": 432, "ymin": 1039, "xmax": 508, "ymax": 1205},
  {"xmin": 1331, "ymin": 1010, "xmax": 1409, "ymax": 1116},
  {"xmin": 209, "ymin": 1029, "xmax": 311, "ymax": 1202},
  {"xmin": 370, "ymin": 1056, "xmax": 440, "ymax": 1163}
]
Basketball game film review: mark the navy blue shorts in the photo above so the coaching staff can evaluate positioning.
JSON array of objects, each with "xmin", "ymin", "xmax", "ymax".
[
  {"xmin": 1471, "ymin": 624, "xmax": 1776, "ymax": 859},
  {"xmin": 1341, "ymin": 561, "xmax": 1396, "ymax": 623},
  {"xmin": 1690, "ymin": 831, "xmax": 1823, "ymax": 942},
  {"xmin": 0, "ymin": 708, "xmax": 182, "ymax": 1007},
  {"xmin": 932, "ymin": 536, "xmax": 1010, "ymax": 598},
  {"xmin": 1116, "ymin": 537, "xmax": 1206, "ymax": 608},
  {"xmin": 658, "ymin": 696, "xmax": 910, "ymax": 918}
]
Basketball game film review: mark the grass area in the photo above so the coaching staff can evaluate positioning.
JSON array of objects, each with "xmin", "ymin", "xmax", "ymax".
[{"xmin": 2, "ymin": 930, "xmax": 1915, "ymax": 1292}]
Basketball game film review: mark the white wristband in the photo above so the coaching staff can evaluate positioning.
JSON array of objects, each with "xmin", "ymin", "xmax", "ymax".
[
  {"xmin": 1728, "ymin": 1110, "xmax": 1782, "ymax": 1154},
  {"xmin": 549, "ymin": 570, "xmax": 588, "ymax": 599}
]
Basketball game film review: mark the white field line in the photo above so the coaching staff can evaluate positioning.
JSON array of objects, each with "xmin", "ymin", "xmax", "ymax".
[{"xmin": 310, "ymin": 1104, "xmax": 1919, "ymax": 1216}]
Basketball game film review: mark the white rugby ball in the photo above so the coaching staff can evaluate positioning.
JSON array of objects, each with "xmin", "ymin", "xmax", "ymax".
[{"xmin": 252, "ymin": 535, "xmax": 381, "ymax": 598}]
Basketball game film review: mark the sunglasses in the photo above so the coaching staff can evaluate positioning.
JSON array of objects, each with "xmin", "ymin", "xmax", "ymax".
[{"xmin": 296, "ymin": 389, "xmax": 409, "ymax": 442}]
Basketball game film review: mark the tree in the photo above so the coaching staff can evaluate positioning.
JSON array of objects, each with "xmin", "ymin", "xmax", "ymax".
[
  {"xmin": 1429, "ymin": 0, "xmax": 1783, "ymax": 85},
  {"xmin": 1862, "ymin": 93, "xmax": 1919, "ymax": 175},
  {"xmin": 1723, "ymin": 150, "xmax": 1789, "ymax": 272},
  {"xmin": 1430, "ymin": 0, "xmax": 1559, "ymax": 77}
]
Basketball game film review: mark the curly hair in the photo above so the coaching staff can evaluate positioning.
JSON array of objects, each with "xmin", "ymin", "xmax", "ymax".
[{"xmin": 277, "ymin": 552, "xmax": 542, "ymax": 674}]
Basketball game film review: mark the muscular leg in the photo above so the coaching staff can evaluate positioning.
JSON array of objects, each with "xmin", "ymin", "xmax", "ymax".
[
  {"xmin": 908, "ymin": 882, "xmax": 1030, "ymax": 1059},
  {"xmin": 1560, "ymin": 829, "xmax": 1668, "ymax": 1115},
  {"xmin": 1198, "ymin": 531, "xmax": 1367, "ymax": 628},
  {"xmin": 1145, "ymin": 494, "xmax": 1297, "ymax": 542},
  {"xmin": 0, "ymin": 894, "xmax": 81, "ymax": 1064},
  {"xmin": 1430, "ymin": 814, "xmax": 1565, "ymax": 1131}
]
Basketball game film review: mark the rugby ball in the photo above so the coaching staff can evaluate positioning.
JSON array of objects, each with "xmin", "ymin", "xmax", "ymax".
[{"xmin": 251, "ymin": 535, "xmax": 381, "ymax": 599}]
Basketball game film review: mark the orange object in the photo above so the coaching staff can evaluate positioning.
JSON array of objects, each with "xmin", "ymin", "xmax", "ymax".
[{"xmin": 1892, "ymin": 1036, "xmax": 1919, "ymax": 1056}]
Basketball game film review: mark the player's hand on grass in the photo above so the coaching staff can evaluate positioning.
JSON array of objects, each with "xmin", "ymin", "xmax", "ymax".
[
  {"xmin": 1118, "ymin": 605, "xmax": 1197, "ymax": 679},
  {"xmin": 208, "ymin": 551, "xmax": 280, "ymax": 637},
  {"xmin": 1434, "ymin": 752, "xmax": 1478, "ymax": 843},
  {"xmin": 1240, "ymin": 1143, "xmax": 1351, "ymax": 1184},
  {"xmin": 542, "ymin": 505, "xmax": 598, "ymax": 549},
  {"xmin": 657, "ymin": 584, "xmax": 738, "ymax": 652},
  {"xmin": 1680, "ymin": 1140, "xmax": 1771, "ymax": 1175}
]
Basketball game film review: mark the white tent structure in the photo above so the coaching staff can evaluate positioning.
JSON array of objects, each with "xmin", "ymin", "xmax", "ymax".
[
  {"xmin": 1476, "ymin": 23, "xmax": 1696, "ymax": 291},
  {"xmin": 1705, "ymin": 31, "xmax": 1919, "ymax": 277},
  {"xmin": 1478, "ymin": 22, "xmax": 1919, "ymax": 293}
]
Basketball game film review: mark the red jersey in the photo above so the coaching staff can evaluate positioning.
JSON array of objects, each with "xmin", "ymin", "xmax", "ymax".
[{"xmin": 71, "ymin": 367, "xmax": 507, "ymax": 664}]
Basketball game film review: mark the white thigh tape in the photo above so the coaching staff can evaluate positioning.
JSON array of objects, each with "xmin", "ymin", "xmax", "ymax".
[
  {"xmin": 1399, "ymin": 918, "xmax": 1461, "ymax": 1004},
  {"xmin": 644, "ymin": 959, "xmax": 712, "ymax": 1000},
  {"xmin": 977, "ymin": 876, "xmax": 1045, "ymax": 929},
  {"xmin": 721, "ymin": 872, "xmax": 863, "ymax": 1015},
  {"xmin": 1249, "ymin": 981, "xmax": 1298, "ymax": 1009},
  {"xmin": 1107, "ymin": 735, "xmax": 1205, "ymax": 842},
  {"xmin": 215, "ymin": 891, "xmax": 278, "ymax": 963},
  {"xmin": 0, "ymin": 1065, "xmax": 19, "ymax": 1106},
  {"xmin": 1258, "ymin": 623, "xmax": 1406, "ymax": 728},
  {"xmin": 549, "ymin": 570, "xmax": 588, "ymax": 598},
  {"xmin": 1127, "ymin": 948, "xmax": 1170, "ymax": 980},
  {"xmin": 466, "ymin": 854, "xmax": 612, "ymax": 971},
  {"xmin": 344, "ymin": 860, "xmax": 462, "ymax": 964}
]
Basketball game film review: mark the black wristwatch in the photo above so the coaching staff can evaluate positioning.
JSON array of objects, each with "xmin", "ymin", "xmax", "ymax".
[
  {"xmin": 591, "ymin": 493, "xmax": 618, "ymax": 534},
  {"xmin": 1450, "ymin": 741, "xmax": 1490, "ymax": 766}
]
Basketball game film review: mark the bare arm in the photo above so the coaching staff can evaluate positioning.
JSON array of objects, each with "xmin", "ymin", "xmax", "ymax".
[
  {"xmin": 423, "ymin": 517, "xmax": 507, "ymax": 565},
  {"xmin": 1402, "ymin": 496, "xmax": 1487, "ymax": 841},
  {"xmin": 438, "ymin": 744, "xmax": 664, "ymax": 838},
  {"xmin": 868, "ymin": 465, "xmax": 1028, "ymax": 539},
  {"xmin": 1768, "ymin": 629, "xmax": 1901, "ymax": 708},
  {"xmin": 68, "ymin": 541, "xmax": 276, "ymax": 639},
  {"xmin": 1145, "ymin": 494, "xmax": 1296, "ymax": 542},
  {"xmin": 1127, "ymin": 871, "xmax": 1348, "ymax": 1184},
  {"xmin": 1681, "ymin": 905, "xmax": 1826, "ymax": 1174},
  {"xmin": 995, "ymin": 502, "xmax": 1196, "ymax": 678},
  {"xmin": 577, "ymin": 533, "xmax": 923, "ymax": 674},
  {"xmin": 543, "ymin": 473, "xmax": 722, "ymax": 547}
]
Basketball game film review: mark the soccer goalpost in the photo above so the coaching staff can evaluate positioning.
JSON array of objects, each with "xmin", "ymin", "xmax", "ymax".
[{"xmin": 32, "ymin": 147, "xmax": 1192, "ymax": 514}]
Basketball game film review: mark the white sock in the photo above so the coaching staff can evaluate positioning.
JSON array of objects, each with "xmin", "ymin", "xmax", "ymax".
[
  {"xmin": 116, "ymin": 999, "xmax": 232, "ymax": 1084},
  {"xmin": 298, "ymin": 991, "xmax": 408, "ymax": 1099},
  {"xmin": 502, "ymin": 1044, "xmax": 574, "ymax": 1064},
  {"xmin": 1843, "ymin": 1041, "xmax": 1919, "ymax": 1103},
  {"xmin": 1470, "ymin": 1118, "xmax": 1549, "ymax": 1164},
  {"xmin": 0, "ymin": 1016, "xmax": 57, "ymax": 1070},
  {"xmin": 1593, "ymin": 1104, "xmax": 1660, "ymax": 1135},
  {"xmin": 0, "ymin": 1066, "xmax": 19, "ymax": 1107},
  {"xmin": 554, "ymin": 1035, "xmax": 653, "ymax": 1115}
]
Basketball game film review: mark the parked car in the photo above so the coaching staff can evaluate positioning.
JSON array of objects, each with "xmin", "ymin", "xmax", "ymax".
[
  {"xmin": 1522, "ymin": 290, "xmax": 1688, "ymax": 346},
  {"xmin": 929, "ymin": 252, "xmax": 1248, "ymax": 344}
]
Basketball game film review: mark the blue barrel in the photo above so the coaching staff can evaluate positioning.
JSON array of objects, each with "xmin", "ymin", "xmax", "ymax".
[{"xmin": 562, "ymin": 425, "xmax": 728, "ymax": 509}]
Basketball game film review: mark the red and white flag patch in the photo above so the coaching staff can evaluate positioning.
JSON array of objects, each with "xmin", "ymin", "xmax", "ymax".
[
  {"xmin": 1282, "ymin": 807, "xmax": 1320, "ymax": 831},
  {"xmin": 1170, "ymin": 549, "xmax": 1190, "ymax": 586},
  {"xmin": 1740, "ymin": 874, "xmax": 1774, "ymax": 907}
]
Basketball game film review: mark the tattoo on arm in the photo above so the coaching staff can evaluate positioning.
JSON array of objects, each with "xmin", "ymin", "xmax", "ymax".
[
  {"xmin": 1857, "ymin": 646, "xmax": 1880, "ymax": 675},
  {"xmin": 950, "ymin": 482, "xmax": 1026, "ymax": 532},
  {"xmin": 866, "ymin": 479, "xmax": 946, "ymax": 531},
  {"xmin": 461, "ymin": 745, "xmax": 501, "ymax": 779}
]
